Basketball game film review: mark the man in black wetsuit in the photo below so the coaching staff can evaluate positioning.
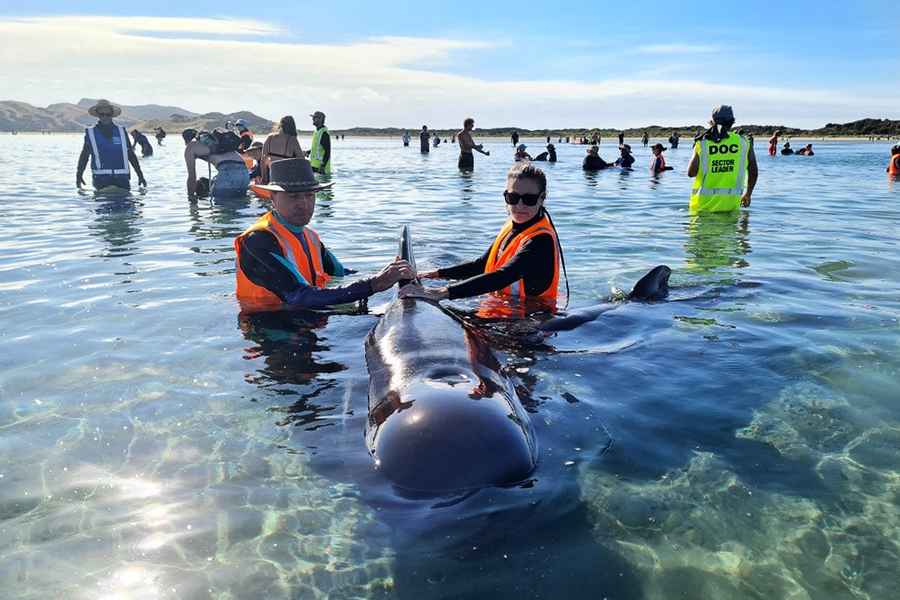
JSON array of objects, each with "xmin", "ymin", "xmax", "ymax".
[
  {"xmin": 420, "ymin": 125, "xmax": 430, "ymax": 154},
  {"xmin": 582, "ymin": 145, "xmax": 612, "ymax": 170},
  {"xmin": 130, "ymin": 130, "xmax": 153, "ymax": 158},
  {"xmin": 401, "ymin": 163, "xmax": 561, "ymax": 308},
  {"xmin": 234, "ymin": 158, "xmax": 414, "ymax": 312},
  {"xmin": 614, "ymin": 144, "xmax": 635, "ymax": 168}
]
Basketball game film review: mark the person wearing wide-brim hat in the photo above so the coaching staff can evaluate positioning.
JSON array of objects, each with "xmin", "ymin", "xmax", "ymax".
[
  {"xmin": 614, "ymin": 143, "xmax": 635, "ymax": 169},
  {"xmin": 234, "ymin": 158, "xmax": 414, "ymax": 313},
  {"xmin": 77, "ymin": 99, "xmax": 146, "ymax": 190}
]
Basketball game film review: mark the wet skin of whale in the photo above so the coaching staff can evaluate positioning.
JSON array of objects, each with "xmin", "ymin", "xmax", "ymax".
[
  {"xmin": 365, "ymin": 229, "xmax": 537, "ymax": 494},
  {"xmin": 365, "ymin": 297, "xmax": 537, "ymax": 493}
]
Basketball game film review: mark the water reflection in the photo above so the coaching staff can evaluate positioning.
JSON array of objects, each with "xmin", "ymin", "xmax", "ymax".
[
  {"xmin": 240, "ymin": 310, "xmax": 345, "ymax": 387},
  {"xmin": 188, "ymin": 196, "xmax": 254, "ymax": 240},
  {"xmin": 684, "ymin": 211, "xmax": 751, "ymax": 274},
  {"xmin": 88, "ymin": 197, "xmax": 143, "ymax": 258},
  {"xmin": 315, "ymin": 187, "xmax": 335, "ymax": 219}
]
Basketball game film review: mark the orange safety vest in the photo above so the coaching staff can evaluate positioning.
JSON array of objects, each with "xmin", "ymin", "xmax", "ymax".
[
  {"xmin": 889, "ymin": 155, "xmax": 900, "ymax": 177},
  {"xmin": 484, "ymin": 214, "xmax": 560, "ymax": 303},
  {"xmin": 234, "ymin": 211, "xmax": 331, "ymax": 311}
]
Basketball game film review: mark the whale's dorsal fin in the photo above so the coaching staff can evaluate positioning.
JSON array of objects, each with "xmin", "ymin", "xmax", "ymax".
[{"xmin": 398, "ymin": 224, "xmax": 419, "ymax": 288}]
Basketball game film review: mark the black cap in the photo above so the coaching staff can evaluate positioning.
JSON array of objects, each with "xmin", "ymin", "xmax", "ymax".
[{"xmin": 712, "ymin": 105, "xmax": 735, "ymax": 125}]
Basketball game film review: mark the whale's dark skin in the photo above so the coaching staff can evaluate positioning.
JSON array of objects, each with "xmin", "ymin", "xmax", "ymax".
[
  {"xmin": 365, "ymin": 227, "xmax": 537, "ymax": 493},
  {"xmin": 537, "ymin": 265, "xmax": 671, "ymax": 333}
]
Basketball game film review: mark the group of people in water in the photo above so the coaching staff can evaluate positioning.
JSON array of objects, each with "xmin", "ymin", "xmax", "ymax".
[
  {"xmin": 767, "ymin": 130, "xmax": 815, "ymax": 156},
  {"xmin": 232, "ymin": 104, "xmax": 758, "ymax": 314},
  {"xmin": 74, "ymin": 99, "xmax": 898, "ymax": 318}
]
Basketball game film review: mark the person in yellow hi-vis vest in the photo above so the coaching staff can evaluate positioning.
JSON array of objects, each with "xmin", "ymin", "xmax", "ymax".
[
  {"xmin": 687, "ymin": 105, "xmax": 758, "ymax": 213},
  {"xmin": 308, "ymin": 111, "xmax": 332, "ymax": 175}
]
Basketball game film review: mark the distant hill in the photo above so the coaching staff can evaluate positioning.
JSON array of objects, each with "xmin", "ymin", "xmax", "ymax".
[
  {"xmin": 137, "ymin": 110, "xmax": 274, "ymax": 136},
  {"xmin": 339, "ymin": 121, "xmax": 900, "ymax": 138},
  {"xmin": 0, "ymin": 99, "xmax": 272, "ymax": 134},
  {"xmin": 75, "ymin": 98, "xmax": 197, "ymax": 122},
  {"xmin": 1, "ymin": 99, "xmax": 898, "ymax": 138}
]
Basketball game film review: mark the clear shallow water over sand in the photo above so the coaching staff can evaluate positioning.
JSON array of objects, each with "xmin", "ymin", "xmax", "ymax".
[{"xmin": 1, "ymin": 135, "xmax": 898, "ymax": 600}]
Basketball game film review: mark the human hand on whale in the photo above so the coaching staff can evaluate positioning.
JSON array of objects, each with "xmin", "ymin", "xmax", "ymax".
[
  {"xmin": 398, "ymin": 282, "xmax": 449, "ymax": 301},
  {"xmin": 370, "ymin": 258, "xmax": 416, "ymax": 292}
]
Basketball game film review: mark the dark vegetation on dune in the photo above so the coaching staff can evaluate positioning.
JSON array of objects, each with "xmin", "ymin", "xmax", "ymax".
[{"xmin": 2, "ymin": 99, "xmax": 898, "ymax": 138}]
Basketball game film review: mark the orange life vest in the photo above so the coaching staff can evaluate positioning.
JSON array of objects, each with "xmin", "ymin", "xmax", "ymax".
[
  {"xmin": 234, "ymin": 211, "xmax": 331, "ymax": 312},
  {"xmin": 889, "ymin": 155, "xmax": 900, "ymax": 177},
  {"xmin": 484, "ymin": 214, "xmax": 560, "ymax": 303}
]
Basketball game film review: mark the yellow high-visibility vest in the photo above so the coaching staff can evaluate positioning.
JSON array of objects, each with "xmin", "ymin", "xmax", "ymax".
[
  {"xmin": 310, "ymin": 126, "xmax": 331, "ymax": 175},
  {"xmin": 690, "ymin": 132, "xmax": 749, "ymax": 213}
]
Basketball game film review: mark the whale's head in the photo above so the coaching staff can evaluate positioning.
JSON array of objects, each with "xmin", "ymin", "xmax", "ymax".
[{"xmin": 368, "ymin": 369, "xmax": 537, "ymax": 494}]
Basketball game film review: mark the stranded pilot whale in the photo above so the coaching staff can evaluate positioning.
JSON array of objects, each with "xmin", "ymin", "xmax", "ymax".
[
  {"xmin": 365, "ymin": 226, "xmax": 537, "ymax": 493},
  {"xmin": 536, "ymin": 265, "xmax": 672, "ymax": 334}
]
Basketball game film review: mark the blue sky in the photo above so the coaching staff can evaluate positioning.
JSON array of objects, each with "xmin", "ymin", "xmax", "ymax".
[{"xmin": 2, "ymin": 2, "xmax": 898, "ymax": 128}]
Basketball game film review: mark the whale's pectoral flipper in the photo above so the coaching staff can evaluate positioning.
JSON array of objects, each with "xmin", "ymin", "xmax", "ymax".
[{"xmin": 537, "ymin": 265, "xmax": 671, "ymax": 333}]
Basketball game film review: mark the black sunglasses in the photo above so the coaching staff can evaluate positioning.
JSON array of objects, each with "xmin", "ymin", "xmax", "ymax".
[{"xmin": 503, "ymin": 191, "xmax": 543, "ymax": 206}]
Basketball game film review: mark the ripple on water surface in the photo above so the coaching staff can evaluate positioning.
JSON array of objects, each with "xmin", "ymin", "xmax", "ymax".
[{"xmin": 1, "ymin": 136, "xmax": 899, "ymax": 599}]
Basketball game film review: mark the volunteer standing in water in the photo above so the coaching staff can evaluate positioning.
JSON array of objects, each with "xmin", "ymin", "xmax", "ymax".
[
  {"xmin": 261, "ymin": 116, "xmax": 305, "ymax": 184},
  {"xmin": 687, "ymin": 105, "xmax": 758, "ymax": 212},
  {"xmin": 76, "ymin": 99, "xmax": 147, "ymax": 191},
  {"xmin": 401, "ymin": 163, "xmax": 561, "ymax": 310},
  {"xmin": 888, "ymin": 145, "xmax": 900, "ymax": 177},
  {"xmin": 308, "ymin": 111, "xmax": 332, "ymax": 175},
  {"xmin": 234, "ymin": 158, "xmax": 414, "ymax": 312},
  {"xmin": 184, "ymin": 129, "xmax": 250, "ymax": 197},
  {"xmin": 457, "ymin": 117, "xmax": 490, "ymax": 171}
]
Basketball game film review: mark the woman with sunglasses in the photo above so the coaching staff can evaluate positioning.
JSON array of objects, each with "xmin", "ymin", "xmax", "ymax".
[{"xmin": 401, "ymin": 163, "xmax": 561, "ymax": 310}]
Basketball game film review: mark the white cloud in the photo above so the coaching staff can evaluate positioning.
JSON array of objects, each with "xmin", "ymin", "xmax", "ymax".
[{"xmin": 0, "ymin": 15, "xmax": 895, "ymax": 129}]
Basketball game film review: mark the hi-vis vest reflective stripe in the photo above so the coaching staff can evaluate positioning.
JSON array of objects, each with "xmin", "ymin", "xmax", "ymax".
[
  {"xmin": 690, "ymin": 132, "xmax": 748, "ymax": 213},
  {"xmin": 310, "ymin": 127, "xmax": 331, "ymax": 174},
  {"xmin": 234, "ymin": 212, "xmax": 332, "ymax": 311},
  {"xmin": 889, "ymin": 155, "xmax": 900, "ymax": 176},
  {"xmin": 484, "ymin": 215, "xmax": 560, "ymax": 302},
  {"xmin": 86, "ymin": 125, "xmax": 130, "ymax": 176}
]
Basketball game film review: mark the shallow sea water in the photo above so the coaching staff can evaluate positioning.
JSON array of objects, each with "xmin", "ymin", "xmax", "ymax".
[{"xmin": 1, "ymin": 134, "xmax": 898, "ymax": 600}]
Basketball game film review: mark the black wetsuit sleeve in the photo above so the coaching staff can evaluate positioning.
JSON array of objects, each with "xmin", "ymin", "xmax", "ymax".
[
  {"xmin": 240, "ymin": 230, "xmax": 373, "ymax": 308},
  {"xmin": 436, "ymin": 247, "xmax": 490, "ymax": 280},
  {"xmin": 447, "ymin": 234, "xmax": 554, "ymax": 300}
]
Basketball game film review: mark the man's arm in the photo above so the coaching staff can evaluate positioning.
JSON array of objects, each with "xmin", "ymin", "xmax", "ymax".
[
  {"xmin": 76, "ymin": 137, "xmax": 90, "ymax": 187},
  {"xmin": 240, "ymin": 230, "xmax": 375, "ymax": 308},
  {"xmin": 127, "ymin": 145, "xmax": 146, "ymax": 186},
  {"xmin": 184, "ymin": 142, "xmax": 200, "ymax": 195},
  {"xmin": 741, "ymin": 146, "xmax": 758, "ymax": 207},
  {"xmin": 687, "ymin": 145, "xmax": 701, "ymax": 177}
]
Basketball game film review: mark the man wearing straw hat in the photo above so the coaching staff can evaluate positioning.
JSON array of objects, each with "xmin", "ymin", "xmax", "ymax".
[
  {"xmin": 76, "ymin": 99, "xmax": 147, "ymax": 191},
  {"xmin": 234, "ymin": 158, "xmax": 414, "ymax": 312}
]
